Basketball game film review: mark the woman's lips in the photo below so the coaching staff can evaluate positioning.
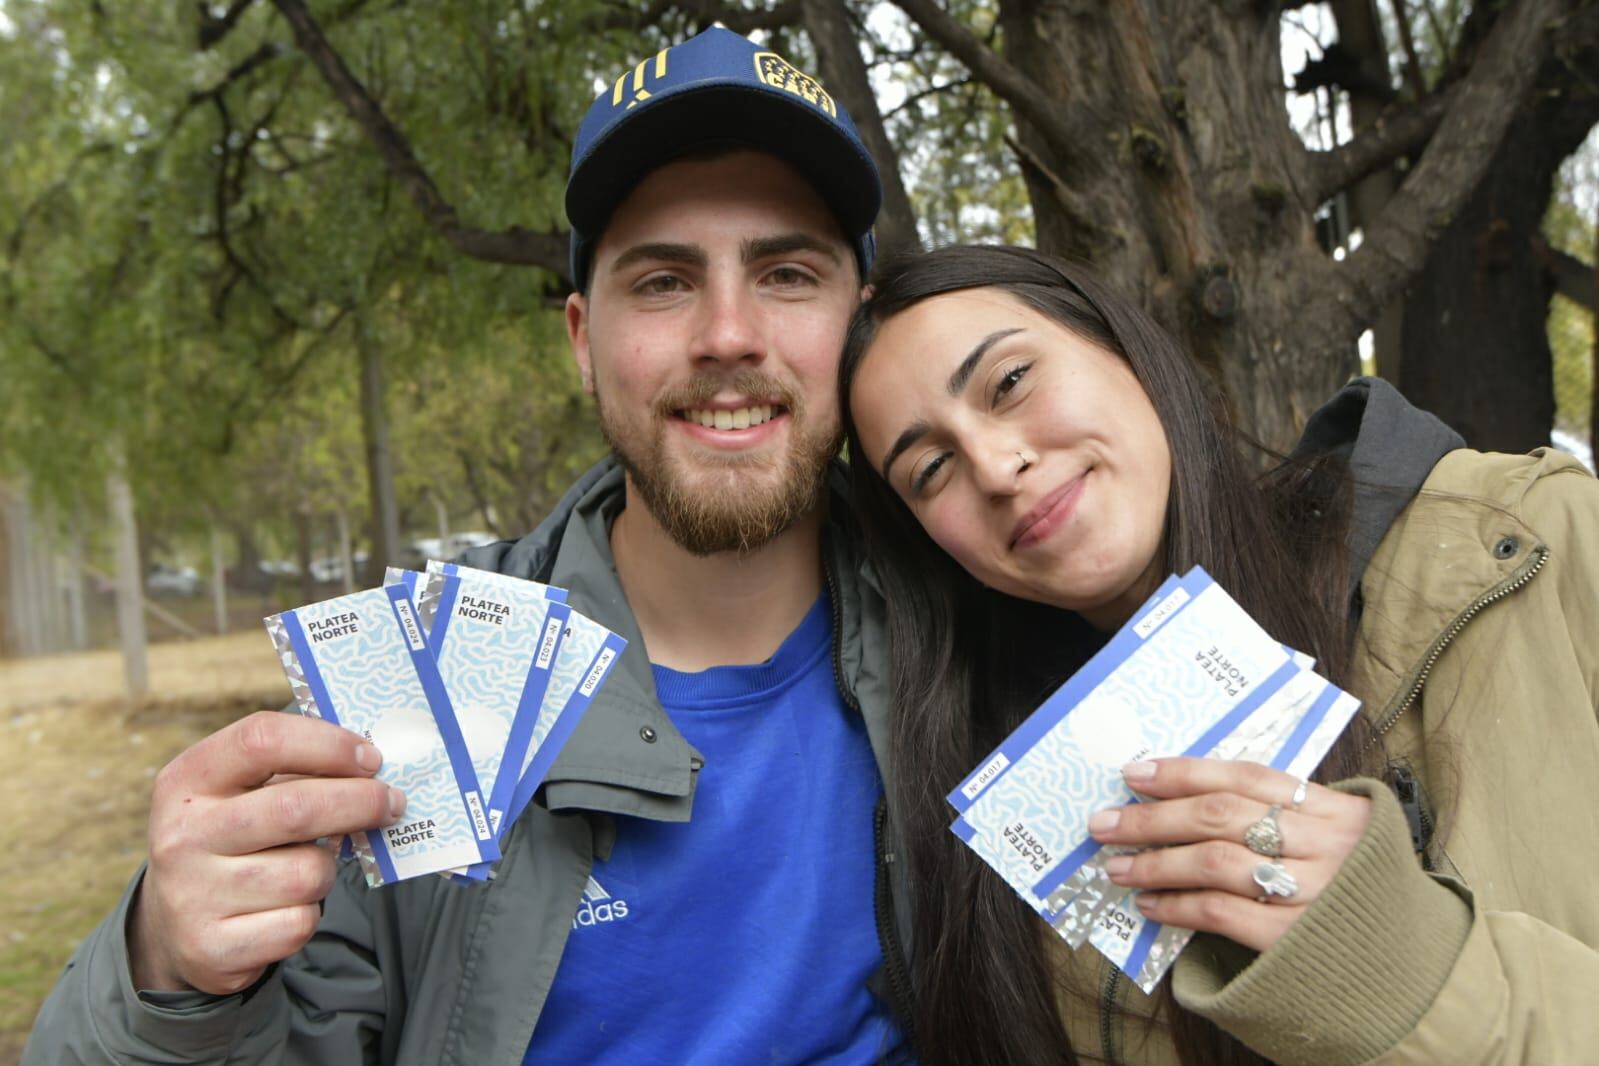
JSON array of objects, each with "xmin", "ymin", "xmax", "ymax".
[{"xmin": 1010, "ymin": 473, "xmax": 1088, "ymax": 550}]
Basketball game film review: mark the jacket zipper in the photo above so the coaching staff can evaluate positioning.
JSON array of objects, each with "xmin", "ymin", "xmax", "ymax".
[
  {"xmin": 1365, "ymin": 544, "xmax": 1549, "ymax": 748},
  {"xmin": 823, "ymin": 557, "xmax": 917, "ymax": 1049}
]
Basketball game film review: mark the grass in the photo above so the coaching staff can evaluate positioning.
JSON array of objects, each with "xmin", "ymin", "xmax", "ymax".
[{"xmin": 0, "ymin": 633, "xmax": 289, "ymax": 1063}]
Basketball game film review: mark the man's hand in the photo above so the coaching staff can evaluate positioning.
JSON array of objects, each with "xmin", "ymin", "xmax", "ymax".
[{"xmin": 129, "ymin": 711, "xmax": 406, "ymax": 995}]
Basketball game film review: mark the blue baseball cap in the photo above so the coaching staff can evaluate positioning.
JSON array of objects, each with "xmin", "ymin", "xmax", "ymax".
[{"xmin": 566, "ymin": 27, "xmax": 881, "ymax": 287}]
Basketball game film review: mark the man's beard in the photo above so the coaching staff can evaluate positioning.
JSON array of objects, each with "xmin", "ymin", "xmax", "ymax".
[{"xmin": 595, "ymin": 368, "xmax": 841, "ymax": 556}]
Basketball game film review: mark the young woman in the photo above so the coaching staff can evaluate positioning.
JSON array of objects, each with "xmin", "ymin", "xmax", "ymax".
[{"xmin": 839, "ymin": 245, "xmax": 1599, "ymax": 1066}]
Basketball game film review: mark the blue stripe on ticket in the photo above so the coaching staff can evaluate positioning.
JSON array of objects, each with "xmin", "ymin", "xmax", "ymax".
[
  {"xmin": 507, "ymin": 629, "xmax": 629, "ymax": 827},
  {"xmin": 384, "ymin": 585, "xmax": 499, "ymax": 866},
  {"xmin": 1122, "ymin": 910, "xmax": 1164, "ymax": 979},
  {"xmin": 283, "ymin": 610, "xmax": 341, "ymax": 729},
  {"xmin": 1270, "ymin": 682, "xmax": 1342, "ymax": 771}
]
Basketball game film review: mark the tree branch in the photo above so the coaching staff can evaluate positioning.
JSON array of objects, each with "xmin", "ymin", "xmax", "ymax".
[
  {"xmin": 590, "ymin": 0, "xmax": 801, "ymax": 37},
  {"xmin": 1533, "ymin": 237, "xmax": 1596, "ymax": 312},
  {"xmin": 1388, "ymin": 0, "xmax": 1429, "ymax": 99},
  {"xmin": 690, "ymin": 0, "xmax": 802, "ymax": 33},
  {"xmin": 885, "ymin": 76, "xmax": 974, "ymax": 121},
  {"xmin": 269, "ymin": 0, "xmax": 569, "ymax": 277},
  {"xmin": 1304, "ymin": 84, "xmax": 1453, "ymax": 203},
  {"xmin": 888, "ymin": 0, "xmax": 1092, "ymax": 166},
  {"xmin": 198, "ymin": 0, "xmax": 261, "ymax": 49},
  {"xmin": 1317, "ymin": 0, "xmax": 1573, "ymax": 336}
]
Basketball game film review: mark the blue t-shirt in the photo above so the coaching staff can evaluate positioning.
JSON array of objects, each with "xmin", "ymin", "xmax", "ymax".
[{"xmin": 525, "ymin": 595, "xmax": 906, "ymax": 1064}]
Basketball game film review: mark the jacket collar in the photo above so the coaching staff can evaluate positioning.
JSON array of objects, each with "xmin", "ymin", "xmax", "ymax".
[{"xmin": 1353, "ymin": 449, "xmax": 1568, "ymax": 717}]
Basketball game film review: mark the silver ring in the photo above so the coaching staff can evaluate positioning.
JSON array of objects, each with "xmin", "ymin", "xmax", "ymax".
[
  {"xmin": 1252, "ymin": 860, "xmax": 1299, "ymax": 902},
  {"xmin": 1243, "ymin": 803, "xmax": 1284, "ymax": 858},
  {"xmin": 1289, "ymin": 778, "xmax": 1309, "ymax": 811}
]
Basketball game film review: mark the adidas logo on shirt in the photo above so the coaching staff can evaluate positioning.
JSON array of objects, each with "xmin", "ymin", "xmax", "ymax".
[{"xmin": 573, "ymin": 875, "xmax": 631, "ymax": 928}]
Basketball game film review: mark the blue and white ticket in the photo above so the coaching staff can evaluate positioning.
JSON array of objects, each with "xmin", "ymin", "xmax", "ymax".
[
  {"xmin": 265, "ymin": 585, "xmax": 499, "ymax": 886},
  {"xmin": 946, "ymin": 565, "xmax": 1365, "ymax": 992},
  {"xmin": 386, "ymin": 567, "xmax": 571, "ymax": 882},
  {"xmin": 949, "ymin": 568, "xmax": 1298, "ymax": 912},
  {"xmin": 409, "ymin": 562, "xmax": 626, "ymax": 832},
  {"xmin": 505, "ymin": 610, "xmax": 628, "ymax": 826}
]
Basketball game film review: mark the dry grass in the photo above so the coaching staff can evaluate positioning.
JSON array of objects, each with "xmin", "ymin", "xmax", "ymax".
[{"xmin": 0, "ymin": 633, "xmax": 289, "ymax": 1063}]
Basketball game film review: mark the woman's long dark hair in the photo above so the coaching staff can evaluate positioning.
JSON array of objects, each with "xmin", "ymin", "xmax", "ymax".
[{"xmin": 839, "ymin": 246, "xmax": 1381, "ymax": 1066}]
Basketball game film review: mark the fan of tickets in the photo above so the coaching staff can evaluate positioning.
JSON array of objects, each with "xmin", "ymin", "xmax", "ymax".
[
  {"xmin": 264, "ymin": 562, "xmax": 626, "ymax": 887},
  {"xmin": 949, "ymin": 566, "xmax": 1360, "ymax": 992}
]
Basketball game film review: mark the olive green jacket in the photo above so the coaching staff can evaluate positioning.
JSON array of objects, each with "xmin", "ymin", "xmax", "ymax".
[{"xmin": 1052, "ymin": 447, "xmax": 1599, "ymax": 1065}]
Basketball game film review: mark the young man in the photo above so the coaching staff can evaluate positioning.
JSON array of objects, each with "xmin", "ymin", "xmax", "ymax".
[{"xmin": 26, "ymin": 28, "xmax": 912, "ymax": 1064}]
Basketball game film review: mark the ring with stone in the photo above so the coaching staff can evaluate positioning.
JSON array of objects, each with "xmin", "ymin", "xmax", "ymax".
[
  {"xmin": 1252, "ymin": 860, "xmax": 1299, "ymax": 902},
  {"xmin": 1243, "ymin": 803, "xmax": 1285, "ymax": 858},
  {"xmin": 1289, "ymin": 778, "xmax": 1309, "ymax": 812}
]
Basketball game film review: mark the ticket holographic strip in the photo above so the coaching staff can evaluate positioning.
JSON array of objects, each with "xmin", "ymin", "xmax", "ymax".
[{"xmin": 266, "ymin": 585, "xmax": 499, "ymax": 886}]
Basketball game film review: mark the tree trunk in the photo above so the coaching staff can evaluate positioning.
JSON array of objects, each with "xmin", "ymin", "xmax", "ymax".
[
  {"xmin": 357, "ymin": 315, "xmax": 401, "ymax": 584},
  {"xmin": 801, "ymin": 0, "xmax": 920, "ymax": 258},
  {"xmin": 211, "ymin": 524, "xmax": 229, "ymax": 634},
  {"xmin": 295, "ymin": 505, "xmax": 316, "ymax": 606},
  {"xmin": 1400, "ymin": 44, "xmax": 1599, "ymax": 451},
  {"xmin": 106, "ymin": 460, "xmax": 149, "ymax": 701},
  {"xmin": 12, "ymin": 485, "xmax": 41, "ymax": 657},
  {"xmin": 995, "ymin": 0, "xmax": 1351, "ymax": 447},
  {"xmin": 896, "ymin": 0, "xmax": 1571, "ymax": 449},
  {"xmin": 335, "ymin": 505, "xmax": 355, "ymax": 593},
  {"xmin": 433, "ymin": 491, "xmax": 449, "ymax": 555},
  {"xmin": 66, "ymin": 514, "xmax": 89, "ymax": 651},
  {"xmin": 2, "ymin": 484, "xmax": 35, "ymax": 656},
  {"xmin": 1330, "ymin": 0, "xmax": 1405, "ymax": 380}
]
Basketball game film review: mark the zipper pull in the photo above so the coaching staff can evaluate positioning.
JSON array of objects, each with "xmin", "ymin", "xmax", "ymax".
[{"xmin": 1387, "ymin": 762, "xmax": 1433, "ymax": 856}]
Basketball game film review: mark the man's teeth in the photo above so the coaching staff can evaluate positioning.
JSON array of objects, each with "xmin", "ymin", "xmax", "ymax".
[{"xmin": 683, "ymin": 405, "xmax": 776, "ymax": 430}]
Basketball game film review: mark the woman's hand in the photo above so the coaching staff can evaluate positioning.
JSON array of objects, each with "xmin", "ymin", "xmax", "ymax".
[{"xmin": 1087, "ymin": 757, "xmax": 1372, "ymax": 953}]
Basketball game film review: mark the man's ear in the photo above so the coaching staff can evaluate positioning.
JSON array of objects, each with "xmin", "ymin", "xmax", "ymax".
[{"xmin": 565, "ymin": 291, "xmax": 595, "ymax": 395}]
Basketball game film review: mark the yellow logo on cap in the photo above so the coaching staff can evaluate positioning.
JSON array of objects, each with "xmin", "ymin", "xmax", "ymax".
[
  {"xmin": 612, "ymin": 49, "xmax": 668, "ymax": 110},
  {"xmin": 753, "ymin": 52, "xmax": 837, "ymax": 118}
]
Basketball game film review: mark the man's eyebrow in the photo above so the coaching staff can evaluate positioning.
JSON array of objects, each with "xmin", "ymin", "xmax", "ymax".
[
  {"xmin": 881, "ymin": 419, "xmax": 932, "ymax": 482},
  {"xmin": 947, "ymin": 328, "xmax": 1024, "ymax": 396},
  {"xmin": 609, "ymin": 241, "xmax": 705, "ymax": 276},
  {"xmin": 743, "ymin": 233, "xmax": 843, "ymax": 265}
]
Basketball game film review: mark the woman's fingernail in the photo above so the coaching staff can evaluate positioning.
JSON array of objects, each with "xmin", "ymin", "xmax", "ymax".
[
  {"xmin": 1135, "ymin": 892, "xmax": 1158, "ymax": 912},
  {"xmin": 1122, "ymin": 760, "xmax": 1157, "ymax": 781},
  {"xmin": 387, "ymin": 787, "xmax": 407, "ymax": 821},
  {"xmin": 355, "ymin": 743, "xmax": 382, "ymax": 772},
  {"xmin": 1088, "ymin": 809, "xmax": 1121, "ymax": 834},
  {"xmin": 1105, "ymin": 855, "xmax": 1133, "ymax": 878}
]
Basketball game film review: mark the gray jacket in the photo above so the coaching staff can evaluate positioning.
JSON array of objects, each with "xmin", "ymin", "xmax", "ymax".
[{"xmin": 25, "ymin": 460, "xmax": 912, "ymax": 1064}]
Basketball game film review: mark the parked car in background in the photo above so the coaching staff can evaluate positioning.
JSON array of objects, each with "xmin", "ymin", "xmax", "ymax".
[
  {"xmin": 309, "ymin": 552, "xmax": 371, "ymax": 585},
  {"xmin": 397, "ymin": 531, "xmax": 498, "ymax": 572},
  {"xmin": 146, "ymin": 563, "xmax": 201, "ymax": 596}
]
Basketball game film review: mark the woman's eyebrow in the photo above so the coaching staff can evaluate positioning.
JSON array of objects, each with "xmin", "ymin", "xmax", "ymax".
[
  {"xmin": 946, "ymin": 328, "xmax": 1023, "ymax": 396},
  {"xmin": 878, "ymin": 327, "xmax": 1026, "ymax": 481},
  {"xmin": 881, "ymin": 420, "xmax": 931, "ymax": 481}
]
